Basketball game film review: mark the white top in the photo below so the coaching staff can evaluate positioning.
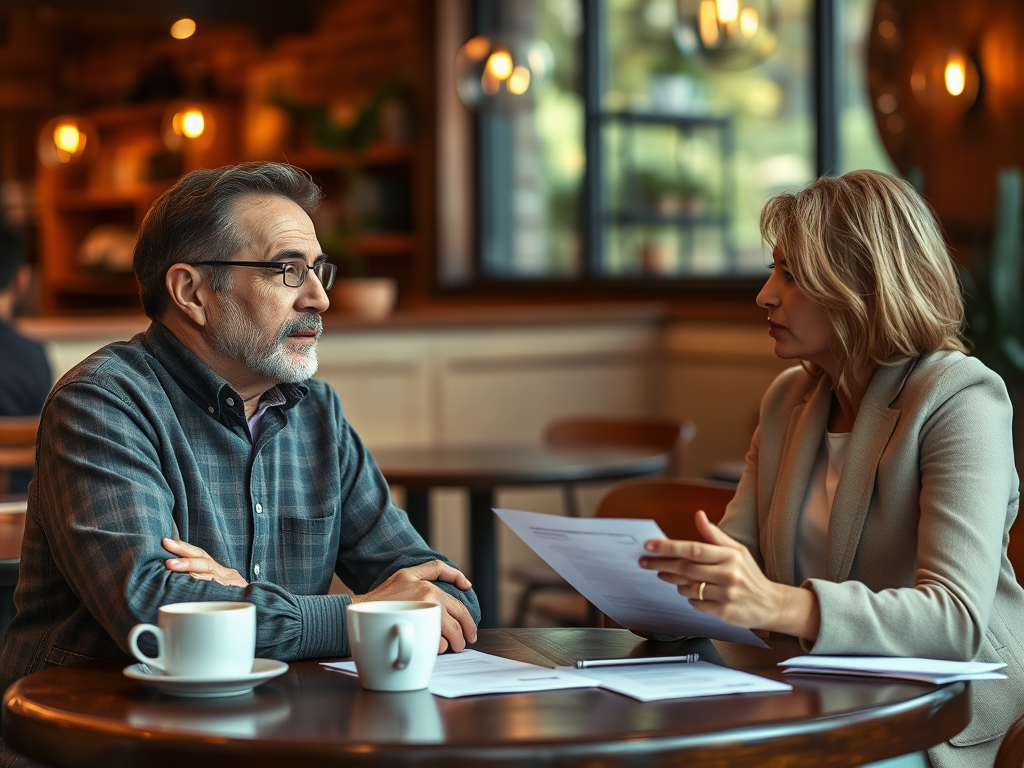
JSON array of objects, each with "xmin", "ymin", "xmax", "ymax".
[{"xmin": 794, "ymin": 430, "xmax": 851, "ymax": 582}]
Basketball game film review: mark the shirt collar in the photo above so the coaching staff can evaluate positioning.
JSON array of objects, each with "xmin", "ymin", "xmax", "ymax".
[{"xmin": 143, "ymin": 320, "xmax": 309, "ymax": 423}]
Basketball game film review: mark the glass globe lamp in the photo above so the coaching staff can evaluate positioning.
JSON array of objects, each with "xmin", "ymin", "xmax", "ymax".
[
  {"xmin": 161, "ymin": 102, "xmax": 216, "ymax": 152},
  {"xmin": 454, "ymin": 34, "xmax": 553, "ymax": 111},
  {"xmin": 910, "ymin": 48, "xmax": 980, "ymax": 114},
  {"xmin": 37, "ymin": 115, "xmax": 98, "ymax": 168},
  {"xmin": 674, "ymin": 0, "xmax": 780, "ymax": 70}
]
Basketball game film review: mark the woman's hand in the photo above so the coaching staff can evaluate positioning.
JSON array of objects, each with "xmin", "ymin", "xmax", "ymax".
[
  {"xmin": 162, "ymin": 538, "xmax": 249, "ymax": 588},
  {"xmin": 638, "ymin": 511, "xmax": 820, "ymax": 641}
]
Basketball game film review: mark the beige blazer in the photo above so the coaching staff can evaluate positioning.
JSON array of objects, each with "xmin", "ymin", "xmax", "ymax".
[{"xmin": 720, "ymin": 352, "xmax": 1024, "ymax": 768}]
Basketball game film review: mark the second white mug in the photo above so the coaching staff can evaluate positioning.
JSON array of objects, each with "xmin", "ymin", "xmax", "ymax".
[{"xmin": 346, "ymin": 601, "xmax": 441, "ymax": 692}]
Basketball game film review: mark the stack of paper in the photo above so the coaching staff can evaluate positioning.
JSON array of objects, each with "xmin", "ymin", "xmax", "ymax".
[
  {"xmin": 324, "ymin": 651, "xmax": 792, "ymax": 702},
  {"xmin": 779, "ymin": 656, "xmax": 1007, "ymax": 684},
  {"xmin": 323, "ymin": 650, "xmax": 598, "ymax": 698},
  {"xmin": 556, "ymin": 660, "xmax": 792, "ymax": 702}
]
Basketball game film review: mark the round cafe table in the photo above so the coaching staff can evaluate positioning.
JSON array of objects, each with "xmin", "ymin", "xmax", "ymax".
[
  {"xmin": 3, "ymin": 628, "xmax": 969, "ymax": 768},
  {"xmin": 372, "ymin": 444, "xmax": 670, "ymax": 627}
]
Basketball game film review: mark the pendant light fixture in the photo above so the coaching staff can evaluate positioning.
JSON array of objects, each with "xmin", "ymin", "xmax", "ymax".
[
  {"xmin": 454, "ymin": 1, "xmax": 553, "ymax": 112},
  {"xmin": 674, "ymin": 0, "xmax": 780, "ymax": 69}
]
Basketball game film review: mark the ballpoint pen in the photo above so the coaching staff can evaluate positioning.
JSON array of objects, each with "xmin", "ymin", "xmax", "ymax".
[{"xmin": 575, "ymin": 653, "xmax": 700, "ymax": 669}]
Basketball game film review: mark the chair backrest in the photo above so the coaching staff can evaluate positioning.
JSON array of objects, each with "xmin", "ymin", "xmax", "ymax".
[
  {"xmin": 996, "ymin": 712, "xmax": 1024, "ymax": 768},
  {"xmin": 594, "ymin": 477, "xmax": 737, "ymax": 540},
  {"xmin": 0, "ymin": 416, "xmax": 40, "ymax": 499},
  {"xmin": 543, "ymin": 416, "xmax": 697, "ymax": 477}
]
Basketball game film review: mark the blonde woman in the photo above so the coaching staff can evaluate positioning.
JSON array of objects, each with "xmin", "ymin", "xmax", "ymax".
[{"xmin": 641, "ymin": 170, "xmax": 1024, "ymax": 768}]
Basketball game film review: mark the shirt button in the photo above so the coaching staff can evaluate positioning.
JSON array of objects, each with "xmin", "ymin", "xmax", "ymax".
[
  {"xmin": 207, "ymin": 406, "xmax": 215, "ymax": 414},
  {"xmin": 226, "ymin": 397, "xmax": 235, "ymax": 407},
  {"xmin": 255, "ymin": 503, "xmax": 263, "ymax": 514},
  {"xmin": 254, "ymin": 563, "xmax": 261, "ymax": 576}
]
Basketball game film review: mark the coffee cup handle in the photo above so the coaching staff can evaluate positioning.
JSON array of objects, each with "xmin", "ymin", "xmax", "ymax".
[
  {"xmin": 393, "ymin": 621, "xmax": 414, "ymax": 670},
  {"xmin": 128, "ymin": 623, "xmax": 167, "ymax": 674}
]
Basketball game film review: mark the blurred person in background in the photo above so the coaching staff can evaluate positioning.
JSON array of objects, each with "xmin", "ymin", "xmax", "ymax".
[{"xmin": 0, "ymin": 216, "xmax": 51, "ymax": 495}]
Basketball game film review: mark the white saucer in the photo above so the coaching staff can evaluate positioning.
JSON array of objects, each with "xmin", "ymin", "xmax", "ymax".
[{"xmin": 123, "ymin": 659, "xmax": 289, "ymax": 698}]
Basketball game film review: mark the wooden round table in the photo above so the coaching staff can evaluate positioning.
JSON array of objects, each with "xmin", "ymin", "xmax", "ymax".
[
  {"xmin": 373, "ymin": 445, "xmax": 670, "ymax": 627},
  {"xmin": 2, "ymin": 628, "xmax": 969, "ymax": 768}
]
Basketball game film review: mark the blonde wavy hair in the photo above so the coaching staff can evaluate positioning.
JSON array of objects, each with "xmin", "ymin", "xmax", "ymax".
[{"xmin": 760, "ymin": 170, "xmax": 968, "ymax": 389}]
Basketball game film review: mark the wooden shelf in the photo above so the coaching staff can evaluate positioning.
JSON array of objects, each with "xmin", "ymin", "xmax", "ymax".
[
  {"xmin": 349, "ymin": 233, "xmax": 416, "ymax": 256},
  {"xmin": 283, "ymin": 143, "xmax": 414, "ymax": 172},
  {"xmin": 55, "ymin": 182, "xmax": 170, "ymax": 212},
  {"xmin": 49, "ymin": 271, "xmax": 139, "ymax": 295}
]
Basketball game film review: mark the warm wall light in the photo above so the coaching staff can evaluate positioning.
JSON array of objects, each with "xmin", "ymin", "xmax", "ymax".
[
  {"xmin": 170, "ymin": 18, "xmax": 196, "ymax": 40},
  {"xmin": 715, "ymin": 0, "xmax": 739, "ymax": 24},
  {"xmin": 37, "ymin": 115, "xmax": 97, "ymax": 167},
  {"xmin": 675, "ymin": 0, "xmax": 779, "ymax": 69},
  {"xmin": 162, "ymin": 103, "xmax": 216, "ymax": 150},
  {"xmin": 944, "ymin": 54, "xmax": 966, "ymax": 96},
  {"xmin": 455, "ymin": 35, "xmax": 552, "ymax": 111},
  {"xmin": 486, "ymin": 50, "xmax": 513, "ymax": 81},
  {"xmin": 911, "ymin": 47, "xmax": 980, "ymax": 113}
]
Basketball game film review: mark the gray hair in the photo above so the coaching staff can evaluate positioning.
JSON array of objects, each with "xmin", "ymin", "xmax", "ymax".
[{"xmin": 133, "ymin": 162, "xmax": 323, "ymax": 319}]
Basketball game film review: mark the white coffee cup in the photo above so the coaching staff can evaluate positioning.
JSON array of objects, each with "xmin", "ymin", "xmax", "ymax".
[
  {"xmin": 346, "ymin": 601, "xmax": 441, "ymax": 692},
  {"xmin": 128, "ymin": 601, "xmax": 256, "ymax": 678}
]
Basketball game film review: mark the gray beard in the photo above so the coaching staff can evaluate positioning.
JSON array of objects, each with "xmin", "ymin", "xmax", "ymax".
[{"xmin": 213, "ymin": 298, "xmax": 322, "ymax": 384}]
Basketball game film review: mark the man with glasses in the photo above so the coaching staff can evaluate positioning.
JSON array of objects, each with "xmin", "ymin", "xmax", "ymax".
[{"xmin": 0, "ymin": 164, "xmax": 479, "ymax": 725}]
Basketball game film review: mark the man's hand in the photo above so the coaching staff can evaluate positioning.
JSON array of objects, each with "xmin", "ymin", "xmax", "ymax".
[
  {"xmin": 162, "ymin": 538, "xmax": 249, "ymax": 588},
  {"xmin": 350, "ymin": 560, "xmax": 478, "ymax": 653}
]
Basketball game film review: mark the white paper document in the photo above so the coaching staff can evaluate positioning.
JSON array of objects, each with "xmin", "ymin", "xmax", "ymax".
[
  {"xmin": 780, "ymin": 656, "xmax": 1008, "ymax": 684},
  {"xmin": 322, "ymin": 649, "xmax": 599, "ymax": 698},
  {"xmin": 494, "ymin": 508, "xmax": 767, "ymax": 647},
  {"xmin": 556, "ymin": 660, "xmax": 791, "ymax": 701}
]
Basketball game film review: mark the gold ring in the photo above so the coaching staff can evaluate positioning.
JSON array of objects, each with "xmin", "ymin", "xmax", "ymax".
[{"xmin": 698, "ymin": 581, "xmax": 707, "ymax": 601}]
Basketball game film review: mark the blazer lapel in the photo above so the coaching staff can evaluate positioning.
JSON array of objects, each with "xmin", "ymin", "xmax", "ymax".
[
  {"xmin": 825, "ymin": 359, "xmax": 914, "ymax": 582},
  {"xmin": 763, "ymin": 374, "xmax": 831, "ymax": 585}
]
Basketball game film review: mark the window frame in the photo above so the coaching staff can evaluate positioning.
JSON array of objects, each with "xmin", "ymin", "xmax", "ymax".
[{"xmin": 441, "ymin": 0, "xmax": 840, "ymax": 297}]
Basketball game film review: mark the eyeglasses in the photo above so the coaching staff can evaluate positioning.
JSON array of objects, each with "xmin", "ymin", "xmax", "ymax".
[{"xmin": 194, "ymin": 260, "xmax": 337, "ymax": 290}]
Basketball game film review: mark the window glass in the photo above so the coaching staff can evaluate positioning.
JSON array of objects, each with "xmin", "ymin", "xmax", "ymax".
[
  {"xmin": 839, "ymin": 0, "xmax": 896, "ymax": 174},
  {"xmin": 478, "ymin": 0, "xmax": 585, "ymax": 278},
  {"xmin": 475, "ymin": 0, "xmax": 822, "ymax": 282},
  {"xmin": 601, "ymin": 0, "xmax": 814, "ymax": 278}
]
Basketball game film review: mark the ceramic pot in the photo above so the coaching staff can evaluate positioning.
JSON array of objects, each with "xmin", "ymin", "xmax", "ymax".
[{"xmin": 332, "ymin": 278, "xmax": 397, "ymax": 320}]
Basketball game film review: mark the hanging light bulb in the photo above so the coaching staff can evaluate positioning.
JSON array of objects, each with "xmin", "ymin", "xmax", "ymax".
[
  {"xmin": 37, "ymin": 115, "xmax": 98, "ymax": 168},
  {"xmin": 161, "ymin": 102, "xmax": 216, "ymax": 151},
  {"xmin": 455, "ymin": 34, "xmax": 553, "ymax": 111},
  {"xmin": 674, "ymin": 0, "xmax": 780, "ymax": 69},
  {"xmin": 169, "ymin": 18, "xmax": 196, "ymax": 40},
  {"xmin": 910, "ymin": 47, "xmax": 979, "ymax": 113},
  {"xmin": 944, "ymin": 54, "xmax": 966, "ymax": 97}
]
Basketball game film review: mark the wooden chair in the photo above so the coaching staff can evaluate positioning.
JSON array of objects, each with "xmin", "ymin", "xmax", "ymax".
[
  {"xmin": 594, "ymin": 477, "xmax": 736, "ymax": 533},
  {"xmin": 509, "ymin": 414, "xmax": 696, "ymax": 628},
  {"xmin": 0, "ymin": 416, "xmax": 39, "ymax": 499},
  {"xmin": 543, "ymin": 416, "xmax": 697, "ymax": 516},
  {"xmin": 996, "ymin": 712, "xmax": 1024, "ymax": 768}
]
